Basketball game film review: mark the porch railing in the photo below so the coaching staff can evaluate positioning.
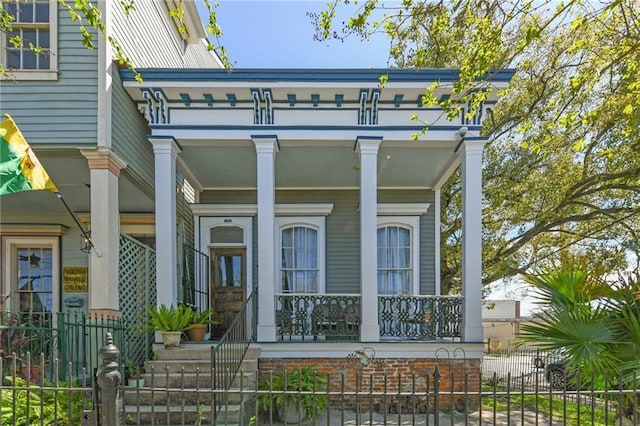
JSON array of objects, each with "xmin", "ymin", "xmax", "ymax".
[
  {"xmin": 275, "ymin": 293, "xmax": 361, "ymax": 341},
  {"xmin": 181, "ymin": 244, "xmax": 210, "ymax": 316},
  {"xmin": 211, "ymin": 288, "xmax": 257, "ymax": 391},
  {"xmin": 274, "ymin": 294, "xmax": 463, "ymax": 341},
  {"xmin": 379, "ymin": 295, "xmax": 463, "ymax": 340}
]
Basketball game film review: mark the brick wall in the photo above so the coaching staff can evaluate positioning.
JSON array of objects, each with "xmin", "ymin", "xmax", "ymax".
[{"xmin": 258, "ymin": 357, "xmax": 481, "ymax": 411}]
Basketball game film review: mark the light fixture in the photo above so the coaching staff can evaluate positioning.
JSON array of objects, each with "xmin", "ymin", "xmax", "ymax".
[{"xmin": 81, "ymin": 233, "xmax": 93, "ymax": 254}]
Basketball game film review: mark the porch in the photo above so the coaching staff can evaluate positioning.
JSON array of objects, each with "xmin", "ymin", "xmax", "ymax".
[{"xmin": 274, "ymin": 293, "xmax": 462, "ymax": 342}]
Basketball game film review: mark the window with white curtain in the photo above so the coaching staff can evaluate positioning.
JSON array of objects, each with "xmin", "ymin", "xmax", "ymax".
[
  {"xmin": 377, "ymin": 217, "xmax": 420, "ymax": 295},
  {"xmin": 276, "ymin": 217, "xmax": 325, "ymax": 294}
]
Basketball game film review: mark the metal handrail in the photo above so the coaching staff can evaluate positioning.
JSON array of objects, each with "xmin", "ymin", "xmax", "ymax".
[{"xmin": 211, "ymin": 288, "xmax": 257, "ymax": 391}]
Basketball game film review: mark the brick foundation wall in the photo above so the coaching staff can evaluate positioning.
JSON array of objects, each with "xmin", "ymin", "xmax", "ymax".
[{"xmin": 258, "ymin": 357, "xmax": 481, "ymax": 411}]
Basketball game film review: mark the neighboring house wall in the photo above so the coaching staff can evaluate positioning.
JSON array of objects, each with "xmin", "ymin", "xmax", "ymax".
[
  {"xmin": 0, "ymin": 9, "xmax": 98, "ymax": 143},
  {"xmin": 482, "ymin": 300, "xmax": 521, "ymax": 350},
  {"xmin": 198, "ymin": 189, "xmax": 436, "ymax": 295},
  {"xmin": 110, "ymin": 1, "xmax": 220, "ymax": 68},
  {"xmin": 111, "ymin": 70, "xmax": 154, "ymax": 194}
]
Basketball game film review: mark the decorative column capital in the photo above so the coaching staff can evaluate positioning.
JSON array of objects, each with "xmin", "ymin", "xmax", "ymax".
[
  {"xmin": 80, "ymin": 149, "xmax": 127, "ymax": 176},
  {"xmin": 149, "ymin": 136, "xmax": 181, "ymax": 157},
  {"xmin": 355, "ymin": 136, "xmax": 382, "ymax": 156},
  {"xmin": 457, "ymin": 137, "xmax": 489, "ymax": 157},
  {"xmin": 252, "ymin": 135, "xmax": 279, "ymax": 154}
]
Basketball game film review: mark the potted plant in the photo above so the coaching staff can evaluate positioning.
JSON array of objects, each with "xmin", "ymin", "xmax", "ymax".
[
  {"xmin": 258, "ymin": 367, "xmax": 327, "ymax": 424},
  {"xmin": 184, "ymin": 306, "xmax": 219, "ymax": 342},
  {"xmin": 140, "ymin": 304, "xmax": 193, "ymax": 348},
  {"xmin": 124, "ymin": 358, "xmax": 145, "ymax": 387}
]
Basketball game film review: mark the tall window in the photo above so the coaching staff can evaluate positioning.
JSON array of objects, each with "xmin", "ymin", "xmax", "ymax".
[
  {"xmin": 2, "ymin": 0, "xmax": 57, "ymax": 79},
  {"xmin": 281, "ymin": 226, "xmax": 318, "ymax": 293},
  {"xmin": 377, "ymin": 225, "xmax": 412, "ymax": 295}
]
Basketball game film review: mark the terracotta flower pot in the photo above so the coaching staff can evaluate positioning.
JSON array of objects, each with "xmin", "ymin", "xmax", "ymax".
[{"xmin": 186, "ymin": 324, "xmax": 207, "ymax": 341}]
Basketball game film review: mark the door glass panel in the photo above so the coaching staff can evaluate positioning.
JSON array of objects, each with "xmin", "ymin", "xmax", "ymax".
[
  {"xmin": 215, "ymin": 254, "xmax": 242, "ymax": 288},
  {"xmin": 17, "ymin": 247, "xmax": 53, "ymax": 313}
]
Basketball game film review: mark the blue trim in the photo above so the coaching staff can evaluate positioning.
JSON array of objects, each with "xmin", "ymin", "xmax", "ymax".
[
  {"xmin": 150, "ymin": 124, "xmax": 482, "ymax": 132},
  {"xmin": 119, "ymin": 68, "xmax": 516, "ymax": 83},
  {"xmin": 287, "ymin": 94, "xmax": 296, "ymax": 107},
  {"xmin": 311, "ymin": 94, "xmax": 320, "ymax": 107},
  {"xmin": 393, "ymin": 94, "xmax": 404, "ymax": 108},
  {"xmin": 335, "ymin": 94, "xmax": 344, "ymax": 107},
  {"xmin": 203, "ymin": 93, "xmax": 214, "ymax": 106},
  {"xmin": 226, "ymin": 93, "xmax": 237, "ymax": 106},
  {"xmin": 180, "ymin": 93, "xmax": 191, "ymax": 106}
]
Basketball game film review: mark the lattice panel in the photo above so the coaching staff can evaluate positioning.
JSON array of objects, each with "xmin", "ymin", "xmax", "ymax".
[{"xmin": 119, "ymin": 233, "xmax": 156, "ymax": 366}]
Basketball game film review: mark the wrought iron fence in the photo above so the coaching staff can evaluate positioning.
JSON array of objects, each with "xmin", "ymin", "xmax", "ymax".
[
  {"xmin": 181, "ymin": 243, "xmax": 210, "ymax": 315},
  {"xmin": 0, "ymin": 310, "xmax": 125, "ymax": 383},
  {"xmin": 275, "ymin": 293, "xmax": 361, "ymax": 341},
  {"xmin": 378, "ymin": 295, "xmax": 463, "ymax": 340}
]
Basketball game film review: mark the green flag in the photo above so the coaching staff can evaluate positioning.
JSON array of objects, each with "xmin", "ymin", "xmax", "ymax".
[{"xmin": 0, "ymin": 114, "xmax": 58, "ymax": 195}]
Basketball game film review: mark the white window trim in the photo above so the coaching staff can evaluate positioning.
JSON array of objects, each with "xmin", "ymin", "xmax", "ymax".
[
  {"xmin": 191, "ymin": 203, "xmax": 334, "ymax": 217},
  {"xmin": 377, "ymin": 216, "xmax": 420, "ymax": 295},
  {"xmin": 377, "ymin": 203, "xmax": 430, "ymax": 216},
  {"xmin": 1, "ymin": 236, "xmax": 60, "ymax": 313},
  {"xmin": 275, "ymin": 216, "xmax": 326, "ymax": 294},
  {"xmin": 0, "ymin": 0, "xmax": 58, "ymax": 80}
]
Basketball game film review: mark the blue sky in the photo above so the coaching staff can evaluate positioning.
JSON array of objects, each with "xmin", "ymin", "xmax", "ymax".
[{"xmin": 198, "ymin": 0, "xmax": 392, "ymax": 68}]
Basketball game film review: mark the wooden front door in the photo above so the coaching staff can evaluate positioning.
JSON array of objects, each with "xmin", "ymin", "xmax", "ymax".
[{"xmin": 210, "ymin": 247, "xmax": 246, "ymax": 339}]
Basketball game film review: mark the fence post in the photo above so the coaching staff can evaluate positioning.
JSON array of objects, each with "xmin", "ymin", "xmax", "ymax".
[{"xmin": 97, "ymin": 332, "xmax": 122, "ymax": 426}]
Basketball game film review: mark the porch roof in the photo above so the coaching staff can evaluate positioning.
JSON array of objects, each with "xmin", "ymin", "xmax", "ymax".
[{"xmin": 120, "ymin": 68, "xmax": 513, "ymax": 191}]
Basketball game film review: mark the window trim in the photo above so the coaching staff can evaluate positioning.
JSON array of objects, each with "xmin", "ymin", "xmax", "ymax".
[
  {"xmin": 275, "ymin": 216, "xmax": 326, "ymax": 294},
  {"xmin": 1, "ymin": 235, "xmax": 60, "ymax": 313},
  {"xmin": 1, "ymin": 0, "xmax": 58, "ymax": 80},
  {"xmin": 377, "ymin": 216, "xmax": 420, "ymax": 295}
]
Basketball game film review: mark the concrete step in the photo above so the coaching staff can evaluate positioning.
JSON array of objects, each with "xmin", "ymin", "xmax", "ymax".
[
  {"xmin": 153, "ymin": 343, "xmax": 260, "ymax": 361},
  {"xmin": 122, "ymin": 386, "xmax": 252, "ymax": 405},
  {"xmin": 122, "ymin": 403, "xmax": 245, "ymax": 425},
  {"xmin": 145, "ymin": 358, "xmax": 258, "ymax": 374}
]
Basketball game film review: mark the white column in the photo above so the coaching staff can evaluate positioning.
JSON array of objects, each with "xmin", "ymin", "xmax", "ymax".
[
  {"xmin": 459, "ymin": 138, "xmax": 487, "ymax": 342},
  {"xmin": 81, "ymin": 149, "xmax": 127, "ymax": 315},
  {"xmin": 356, "ymin": 137, "xmax": 382, "ymax": 342},
  {"xmin": 254, "ymin": 136, "xmax": 278, "ymax": 342},
  {"xmin": 150, "ymin": 137, "xmax": 181, "ymax": 308}
]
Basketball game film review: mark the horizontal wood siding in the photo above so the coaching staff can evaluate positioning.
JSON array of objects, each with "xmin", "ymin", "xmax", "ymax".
[
  {"xmin": 111, "ymin": 70, "xmax": 154, "ymax": 191},
  {"xmin": 196, "ymin": 189, "xmax": 436, "ymax": 295},
  {"xmin": 0, "ymin": 7, "xmax": 98, "ymax": 144},
  {"xmin": 276, "ymin": 190, "xmax": 361, "ymax": 294},
  {"xmin": 109, "ymin": 1, "xmax": 219, "ymax": 68}
]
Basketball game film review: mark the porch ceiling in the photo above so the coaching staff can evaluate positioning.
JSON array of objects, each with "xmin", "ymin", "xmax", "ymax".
[{"xmin": 180, "ymin": 142, "xmax": 457, "ymax": 190}]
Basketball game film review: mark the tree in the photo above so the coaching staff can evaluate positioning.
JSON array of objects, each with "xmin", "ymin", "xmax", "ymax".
[{"xmin": 314, "ymin": 0, "xmax": 640, "ymax": 292}]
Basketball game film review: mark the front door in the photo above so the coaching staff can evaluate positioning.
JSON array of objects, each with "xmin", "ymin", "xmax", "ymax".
[{"xmin": 210, "ymin": 247, "xmax": 246, "ymax": 339}]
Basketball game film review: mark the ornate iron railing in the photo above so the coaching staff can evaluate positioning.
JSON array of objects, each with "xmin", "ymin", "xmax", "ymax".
[
  {"xmin": 378, "ymin": 295, "xmax": 463, "ymax": 339},
  {"xmin": 275, "ymin": 293, "xmax": 361, "ymax": 341}
]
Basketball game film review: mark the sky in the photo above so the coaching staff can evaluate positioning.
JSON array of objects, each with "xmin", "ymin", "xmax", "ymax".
[{"xmin": 198, "ymin": 0, "xmax": 392, "ymax": 68}]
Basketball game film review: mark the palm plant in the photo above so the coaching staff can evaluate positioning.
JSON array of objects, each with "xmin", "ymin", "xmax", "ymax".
[{"xmin": 519, "ymin": 262, "xmax": 640, "ymax": 416}]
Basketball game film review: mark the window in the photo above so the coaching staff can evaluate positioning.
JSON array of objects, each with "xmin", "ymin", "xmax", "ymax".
[
  {"xmin": 377, "ymin": 217, "xmax": 420, "ymax": 295},
  {"xmin": 2, "ymin": 236, "xmax": 60, "ymax": 314},
  {"xmin": 276, "ymin": 217, "xmax": 325, "ymax": 294},
  {"xmin": 2, "ymin": 0, "xmax": 57, "ymax": 80}
]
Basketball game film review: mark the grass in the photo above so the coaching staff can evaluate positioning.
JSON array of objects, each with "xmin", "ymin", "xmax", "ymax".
[{"xmin": 480, "ymin": 383, "xmax": 625, "ymax": 426}]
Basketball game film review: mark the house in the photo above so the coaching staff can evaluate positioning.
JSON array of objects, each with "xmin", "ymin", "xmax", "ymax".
[
  {"xmin": 0, "ymin": 0, "xmax": 221, "ymax": 362},
  {"xmin": 117, "ymin": 67, "xmax": 514, "ymax": 379},
  {"xmin": 1, "ymin": 0, "xmax": 514, "ymax": 386},
  {"xmin": 482, "ymin": 300, "xmax": 521, "ymax": 351}
]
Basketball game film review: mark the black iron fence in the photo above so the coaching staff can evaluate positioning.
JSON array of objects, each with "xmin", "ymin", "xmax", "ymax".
[{"xmin": 3, "ymin": 336, "xmax": 640, "ymax": 425}]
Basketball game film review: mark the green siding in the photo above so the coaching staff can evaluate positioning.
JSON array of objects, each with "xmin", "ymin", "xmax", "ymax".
[
  {"xmin": 198, "ymin": 189, "xmax": 437, "ymax": 295},
  {"xmin": 111, "ymin": 70, "xmax": 154, "ymax": 191},
  {"xmin": 0, "ymin": 5, "xmax": 99, "ymax": 144}
]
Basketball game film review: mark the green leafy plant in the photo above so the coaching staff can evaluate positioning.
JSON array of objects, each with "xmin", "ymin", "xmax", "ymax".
[
  {"xmin": 258, "ymin": 367, "xmax": 327, "ymax": 422},
  {"xmin": 139, "ymin": 304, "xmax": 194, "ymax": 332},
  {"xmin": 0, "ymin": 376, "xmax": 87, "ymax": 425}
]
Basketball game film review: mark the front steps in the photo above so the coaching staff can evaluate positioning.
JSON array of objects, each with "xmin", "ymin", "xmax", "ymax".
[{"xmin": 122, "ymin": 343, "xmax": 259, "ymax": 425}]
